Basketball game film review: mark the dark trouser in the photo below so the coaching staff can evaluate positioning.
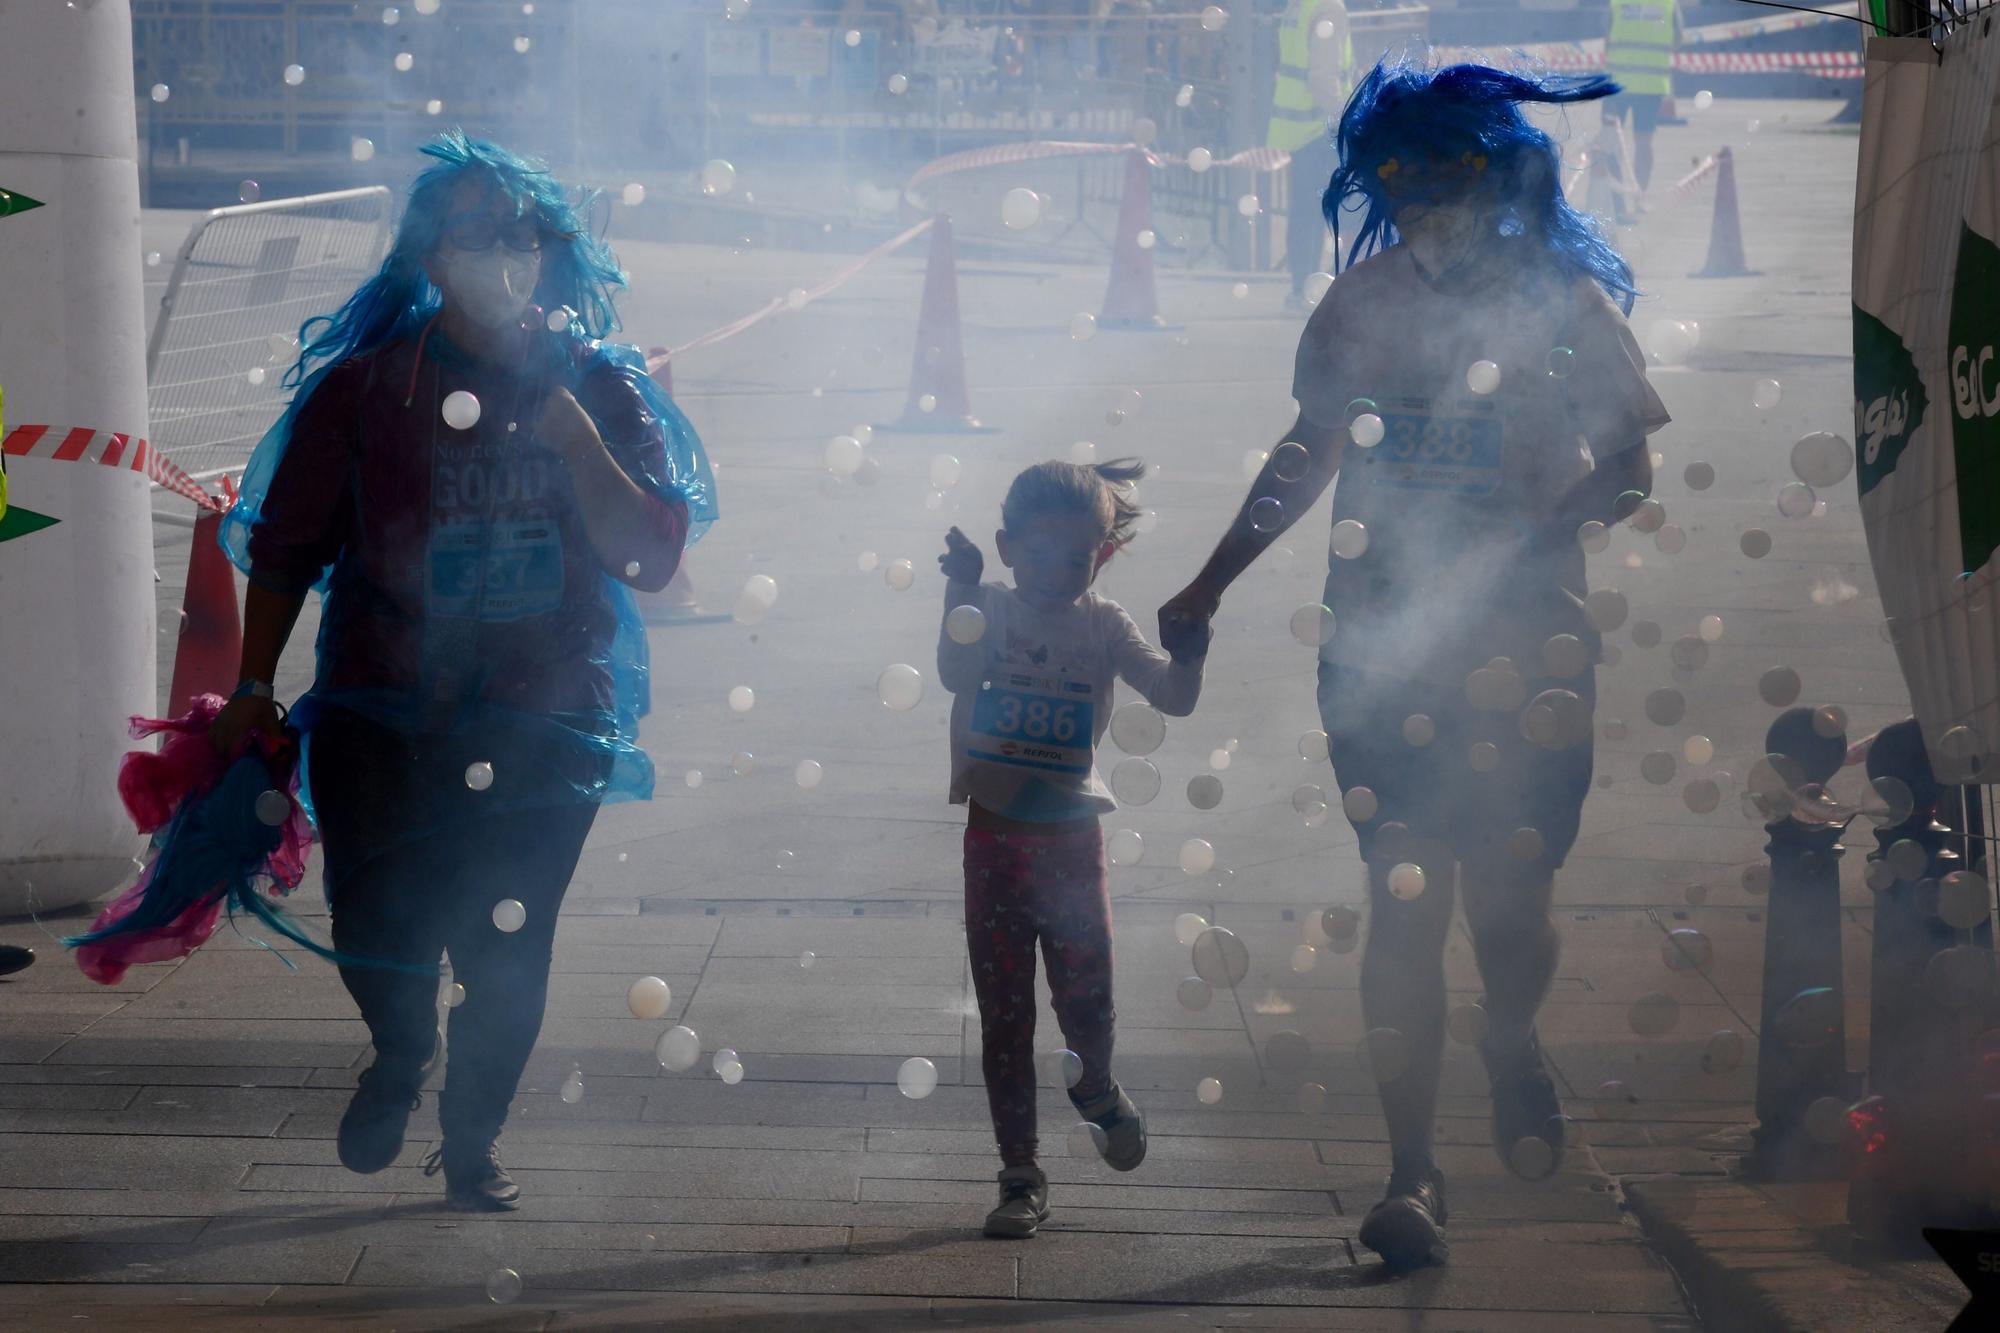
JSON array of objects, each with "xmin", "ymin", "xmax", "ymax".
[
  {"xmin": 1287, "ymin": 135, "xmax": 1340, "ymax": 293},
  {"xmin": 964, "ymin": 823, "xmax": 1115, "ymax": 1169},
  {"xmin": 308, "ymin": 708, "xmax": 598, "ymax": 1146}
]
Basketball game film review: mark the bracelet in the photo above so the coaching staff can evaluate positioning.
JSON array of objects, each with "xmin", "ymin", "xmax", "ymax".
[{"xmin": 232, "ymin": 679, "xmax": 275, "ymax": 701}]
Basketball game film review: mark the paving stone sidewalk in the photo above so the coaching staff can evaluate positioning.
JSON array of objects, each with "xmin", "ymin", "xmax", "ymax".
[{"xmin": 0, "ymin": 100, "xmax": 1967, "ymax": 1328}]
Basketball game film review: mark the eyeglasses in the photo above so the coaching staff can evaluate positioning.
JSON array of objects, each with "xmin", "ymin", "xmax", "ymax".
[{"xmin": 441, "ymin": 212, "xmax": 544, "ymax": 254}]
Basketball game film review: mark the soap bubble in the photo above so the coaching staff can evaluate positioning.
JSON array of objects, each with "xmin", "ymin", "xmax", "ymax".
[
  {"xmin": 1938, "ymin": 870, "xmax": 1990, "ymax": 930},
  {"xmin": 1136, "ymin": 229, "xmax": 1157, "ymax": 251},
  {"xmin": 1402, "ymin": 714, "xmax": 1435, "ymax": 747},
  {"xmin": 1300, "ymin": 728, "xmax": 1331, "ymax": 760},
  {"xmin": 1108, "ymin": 828, "xmax": 1144, "ymax": 866},
  {"xmin": 1187, "ymin": 146, "xmax": 1214, "ymax": 173},
  {"xmin": 282, "ymin": 63, "xmax": 305, "ymax": 86},
  {"xmin": 1270, "ymin": 441, "xmax": 1312, "ymax": 483},
  {"xmin": 146, "ymin": 251, "xmax": 162, "ymax": 267},
  {"xmin": 1200, "ymin": 5, "xmax": 1228, "ymax": 31},
  {"xmin": 1685, "ymin": 461, "xmax": 1716, "ymax": 490},
  {"xmin": 1583, "ymin": 589, "xmax": 1629, "ymax": 632},
  {"xmin": 1290, "ymin": 944, "xmax": 1318, "ymax": 973},
  {"xmin": 712, "ymin": 1048, "xmax": 739, "ymax": 1076},
  {"xmin": 719, "ymin": 1061, "xmax": 745, "ymax": 1085},
  {"xmin": 1176, "ymin": 84, "xmax": 1196, "ymax": 108},
  {"xmin": 884, "ymin": 560, "xmax": 915, "ymax": 591},
  {"xmin": 1694, "ymin": 90, "xmax": 1715, "ymax": 110},
  {"xmin": 888, "ymin": 73, "xmax": 909, "ymax": 95},
  {"xmin": 1641, "ymin": 751, "xmax": 1677, "ymax": 784},
  {"xmin": 1313, "ymin": 17, "xmax": 1336, "ymax": 38},
  {"xmin": 621, "ymin": 181, "xmax": 646, "ymax": 207},
  {"xmin": 395, "ymin": 51, "xmax": 416, "ymax": 72},
  {"xmin": 1937, "ymin": 723, "xmax": 1988, "ymax": 781},
  {"xmin": 1655, "ymin": 524, "xmax": 1687, "ymax": 555},
  {"xmin": 561, "ymin": 1075, "xmax": 584, "ymax": 1105},
  {"xmin": 513, "ymin": 34, "xmax": 532, "ymax": 53},
  {"xmin": 1231, "ymin": 281, "xmax": 1249, "ymax": 299},
  {"xmin": 1350, "ymin": 414, "xmax": 1385, "ymax": 448},
  {"xmin": 1387, "ymin": 862, "xmax": 1426, "ymax": 900},
  {"xmin": 918, "ymin": 393, "xmax": 937, "ymax": 414},
  {"xmin": 1209, "ymin": 748, "xmax": 1232, "ymax": 772},
  {"xmin": 846, "ymin": 29, "xmax": 861, "ymax": 46},
  {"xmin": 1330, "ymin": 519, "xmax": 1369, "ymax": 559},
  {"xmin": 1186, "ymin": 775, "xmax": 1224, "ymax": 811},
  {"xmin": 1070, "ymin": 312, "xmax": 1098, "ymax": 341},
  {"xmin": 1508, "ymin": 1135, "xmax": 1558, "ymax": 1181},
  {"xmin": 1249, "ymin": 497, "xmax": 1285, "ymax": 533},
  {"xmin": 1446, "ymin": 1003, "xmax": 1490, "ymax": 1045},
  {"xmin": 1594, "ymin": 1079, "xmax": 1638, "ymax": 1119},
  {"xmin": 685, "ymin": 769, "xmax": 704, "ymax": 789},
  {"xmin": 1068, "ymin": 1120, "xmax": 1110, "ymax": 1158},
  {"xmin": 1109, "ymin": 703, "xmax": 1167, "ymax": 756},
  {"xmin": 1110, "ymin": 758, "xmax": 1161, "ymax": 805},
  {"xmin": 1322, "ymin": 905, "xmax": 1360, "ymax": 942},
  {"xmin": 1304, "ymin": 271, "xmax": 1334, "ymax": 306},
  {"xmin": 1546, "ymin": 346, "xmax": 1575, "ymax": 378},
  {"xmin": 1237, "ymin": 193, "xmax": 1261, "ymax": 218},
  {"xmin": 730, "ymin": 752, "xmax": 756, "ymax": 777},
  {"xmin": 1175, "ymin": 912, "xmax": 1209, "ymax": 946},
  {"xmin": 1644, "ymin": 688, "xmax": 1687, "ymax": 727},
  {"xmin": 238, "ymin": 180, "xmax": 263, "ymax": 204},
  {"xmin": 734, "ymin": 574, "xmax": 778, "ymax": 625},
  {"xmin": 700, "ymin": 159, "xmax": 737, "ymax": 196},
  {"xmin": 1628, "ymin": 991, "xmax": 1680, "ymax": 1037},
  {"xmin": 1466, "ymin": 360, "xmax": 1501, "ymax": 395},
  {"xmin": 1772, "ymin": 987, "xmax": 1840, "ymax": 1046},
  {"xmin": 1647, "ymin": 318, "xmax": 1698, "ymax": 366},
  {"xmin": 936, "ymin": 606, "xmax": 985, "ymax": 650},
  {"xmin": 486, "ymin": 1268, "xmax": 522, "ymax": 1303},
  {"xmin": 1751, "ymin": 379, "xmax": 1782, "ymax": 410},
  {"xmin": 415, "ymin": 0, "xmax": 438, "ymax": 13},
  {"xmin": 491, "ymin": 899, "xmax": 525, "ymax": 933},
  {"xmin": 1196, "ymin": 1076, "xmax": 1224, "ymax": 1104},
  {"xmin": 1045, "ymin": 1048, "xmax": 1084, "ymax": 1089},
  {"xmin": 1740, "ymin": 528, "xmax": 1773, "ymax": 559},
  {"xmin": 1777, "ymin": 482, "xmax": 1816, "ymax": 519},
  {"xmin": 824, "ymin": 434, "xmax": 864, "ymax": 475},
  {"xmin": 897, "ymin": 1057, "xmax": 939, "ymax": 1099},
  {"xmin": 929, "ymin": 454, "xmax": 963, "ymax": 490},
  {"xmin": 1360, "ymin": 1027, "xmax": 1411, "ymax": 1083},
  {"xmin": 1701, "ymin": 1029, "xmax": 1745, "ymax": 1074},
  {"xmin": 997, "ymin": 187, "xmax": 1043, "ymax": 231},
  {"xmin": 1661, "ymin": 928, "xmax": 1713, "ymax": 973},
  {"xmin": 1577, "ymin": 520, "xmax": 1609, "ymax": 553},
  {"xmin": 425, "ymin": 98, "xmax": 444, "ymax": 116},
  {"xmin": 1289, "ymin": 603, "xmax": 1336, "ymax": 648},
  {"xmin": 1791, "ymin": 432, "xmax": 1853, "ymax": 487},
  {"xmin": 727, "ymin": 685, "xmax": 755, "ymax": 714},
  {"xmin": 460, "ymin": 760, "xmax": 495, "ymax": 792},
  {"xmin": 442, "ymin": 390, "xmax": 480, "ymax": 430},
  {"xmin": 1758, "ymin": 666, "xmax": 1803, "ymax": 707},
  {"xmin": 1336, "ymin": 785, "xmax": 1377, "ymax": 821},
  {"xmin": 656, "ymin": 1024, "xmax": 704, "ymax": 1072},
  {"xmin": 876, "ymin": 664, "xmax": 923, "ymax": 710},
  {"xmin": 254, "ymin": 790, "xmax": 291, "ymax": 826},
  {"xmin": 627, "ymin": 976, "xmax": 671, "ymax": 1019},
  {"xmin": 150, "ymin": 83, "xmax": 170, "ymax": 103},
  {"xmin": 1810, "ymin": 705, "xmax": 1847, "ymax": 739},
  {"xmin": 1190, "ymin": 926, "xmax": 1250, "ymax": 987},
  {"xmin": 1684, "ymin": 735, "xmax": 1716, "ymax": 765},
  {"xmin": 350, "ymin": 138, "xmax": 376, "ymax": 163},
  {"xmin": 446, "ymin": 982, "xmax": 466, "ymax": 1007},
  {"xmin": 1803, "ymin": 1095, "xmax": 1849, "ymax": 1146},
  {"xmin": 798, "ymin": 951, "xmax": 815, "ymax": 969},
  {"xmin": 1179, "ymin": 838, "xmax": 1216, "ymax": 874}
]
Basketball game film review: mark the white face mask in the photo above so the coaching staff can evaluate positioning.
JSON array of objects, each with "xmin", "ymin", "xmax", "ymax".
[
  {"xmin": 1398, "ymin": 202, "xmax": 1484, "ymax": 279},
  {"xmin": 443, "ymin": 249, "xmax": 541, "ymax": 330}
]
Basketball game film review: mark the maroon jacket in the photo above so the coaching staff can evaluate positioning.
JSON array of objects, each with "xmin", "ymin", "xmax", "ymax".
[{"xmin": 247, "ymin": 329, "xmax": 688, "ymax": 723}]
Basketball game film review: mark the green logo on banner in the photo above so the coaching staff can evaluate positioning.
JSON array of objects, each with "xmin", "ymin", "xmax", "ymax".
[
  {"xmin": 1950, "ymin": 222, "xmax": 2000, "ymax": 574},
  {"xmin": 1854, "ymin": 302, "xmax": 1927, "ymax": 497}
]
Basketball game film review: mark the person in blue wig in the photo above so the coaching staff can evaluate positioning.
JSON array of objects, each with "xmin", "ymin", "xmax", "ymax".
[
  {"xmin": 1162, "ymin": 60, "xmax": 1671, "ymax": 1269},
  {"xmin": 208, "ymin": 132, "xmax": 717, "ymax": 1212}
]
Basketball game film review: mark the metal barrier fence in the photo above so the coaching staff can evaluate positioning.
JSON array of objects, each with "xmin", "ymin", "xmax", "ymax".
[{"xmin": 146, "ymin": 187, "xmax": 394, "ymax": 486}]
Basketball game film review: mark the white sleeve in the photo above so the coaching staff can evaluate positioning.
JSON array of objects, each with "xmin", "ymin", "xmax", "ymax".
[{"xmin": 1105, "ymin": 601, "xmax": 1203, "ymax": 718}]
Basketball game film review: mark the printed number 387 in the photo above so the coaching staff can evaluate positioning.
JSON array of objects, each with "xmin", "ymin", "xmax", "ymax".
[{"xmin": 993, "ymin": 696, "xmax": 1080, "ymax": 743}]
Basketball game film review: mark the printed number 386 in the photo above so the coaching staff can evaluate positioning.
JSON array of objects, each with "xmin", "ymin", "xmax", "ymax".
[{"xmin": 993, "ymin": 696, "xmax": 1080, "ymax": 743}]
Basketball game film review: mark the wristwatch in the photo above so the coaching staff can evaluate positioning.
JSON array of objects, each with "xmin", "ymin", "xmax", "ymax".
[{"xmin": 233, "ymin": 679, "xmax": 275, "ymax": 701}]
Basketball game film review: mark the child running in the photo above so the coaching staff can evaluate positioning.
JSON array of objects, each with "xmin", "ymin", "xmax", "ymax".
[{"xmin": 936, "ymin": 459, "xmax": 1207, "ymax": 1239}]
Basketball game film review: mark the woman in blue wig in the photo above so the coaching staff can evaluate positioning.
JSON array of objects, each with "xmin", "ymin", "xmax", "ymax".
[
  {"xmin": 1162, "ymin": 61, "xmax": 1670, "ymax": 1268},
  {"xmin": 208, "ymin": 133, "xmax": 717, "ymax": 1212}
]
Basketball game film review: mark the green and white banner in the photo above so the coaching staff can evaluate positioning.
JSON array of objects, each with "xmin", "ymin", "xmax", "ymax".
[{"xmin": 1853, "ymin": 30, "xmax": 2000, "ymax": 781}]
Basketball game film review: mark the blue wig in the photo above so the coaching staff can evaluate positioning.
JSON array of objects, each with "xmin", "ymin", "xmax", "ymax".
[
  {"xmin": 286, "ymin": 131, "xmax": 627, "ymax": 389},
  {"xmin": 1323, "ymin": 60, "xmax": 1639, "ymax": 314}
]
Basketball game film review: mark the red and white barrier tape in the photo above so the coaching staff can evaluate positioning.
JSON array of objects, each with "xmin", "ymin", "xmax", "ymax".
[
  {"xmin": 1434, "ymin": 45, "xmax": 1861, "ymax": 77},
  {"xmin": 903, "ymin": 139, "xmax": 1291, "ymax": 202},
  {"xmin": 2, "ymin": 424, "xmax": 229, "ymax": 513}
]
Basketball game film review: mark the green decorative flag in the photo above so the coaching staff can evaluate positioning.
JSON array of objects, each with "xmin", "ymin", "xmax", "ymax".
[{"xmin": 0, "ymin": 186, "xmax": 45, "ymax": 219}]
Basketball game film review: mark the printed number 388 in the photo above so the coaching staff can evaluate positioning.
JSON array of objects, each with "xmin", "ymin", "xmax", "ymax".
[{"xmin": 993, "ymin": 696, "xmax": 1080, "ymax": 743}]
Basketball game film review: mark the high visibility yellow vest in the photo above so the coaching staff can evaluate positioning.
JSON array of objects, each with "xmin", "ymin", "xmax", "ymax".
[
  {"xmin": 1606, "ymin": 0, "xmax": 1675, "ymax": 98},
  {"xmin": 1268, "ymin": 0, "xmax": 1352, "ymax": 152}
]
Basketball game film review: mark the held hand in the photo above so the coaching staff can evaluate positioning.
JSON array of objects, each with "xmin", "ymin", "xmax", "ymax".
[
  {"xmin": 535, "ymin": 386, "xmax": 601, "ymax": 458},
  {"xmin": 938, "ymin": 526, "xmax": 983, "ymax": 584},
  {"xmin": 1159, "ymin": 581, "xmax": 1219, "ymax": 663}
]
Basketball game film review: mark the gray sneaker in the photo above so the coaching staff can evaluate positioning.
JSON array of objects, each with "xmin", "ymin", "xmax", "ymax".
[
  {"xmin": 1075, "ymin": 1082, "xmax": 1147, "ymax": 1172},
  {"xmin": 983, "ymin": 1165, "xmax": 1049, "ymax": 1238}
]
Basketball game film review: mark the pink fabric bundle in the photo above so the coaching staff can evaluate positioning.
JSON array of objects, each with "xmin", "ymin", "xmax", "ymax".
[{"xmin": 73, "ymin": 694, "xmax": 313, "ymax": 985}]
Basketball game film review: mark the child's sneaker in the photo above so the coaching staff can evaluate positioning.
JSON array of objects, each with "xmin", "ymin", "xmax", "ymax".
[
  {"xmin": 1073, "ymin": 1082, "xmax": 1147, "ymax": 1171},
  {"xmin": 1357, "ymin": 1166, "xmax": 1448, "ymax": 1269},
  {"xmin": 1480, "ymin": 1030, "xmax": 1566, "ymax": 1180},
  {"xmin": 983, "ymin": 1165, "xmax": 1049, "ymax": 1238}
]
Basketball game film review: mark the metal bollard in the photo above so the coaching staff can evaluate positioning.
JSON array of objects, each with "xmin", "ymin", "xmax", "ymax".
[
  {"xmin": 1848, "ymin": 718, "xmax": 2000, "ymax": 1237},
  {"xmin": 1744, "ymin": 707, "xmax": 1852, "ymax": 1181}
]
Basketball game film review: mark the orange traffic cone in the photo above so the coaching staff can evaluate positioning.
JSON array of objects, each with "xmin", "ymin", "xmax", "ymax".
[
  {"xmin": 879, "ymin": 214, "xmax": 994, "ymax": 434},
  {"xmin": 1099, "ymin": 150, "xmax": 1164, "ymax": 329},
  {"xmin": 1693, "ymin": 147, "xmax": 1754, "ymax": 278},
  {"xmin": 168, "ymin": 509, "xmax": 242, "ymax": 718}
]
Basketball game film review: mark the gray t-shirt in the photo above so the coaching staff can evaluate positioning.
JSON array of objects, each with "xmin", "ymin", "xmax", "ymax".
[{"xmin": 1292, "ymin": 246, "xmax": 1672, "ymax": 687}]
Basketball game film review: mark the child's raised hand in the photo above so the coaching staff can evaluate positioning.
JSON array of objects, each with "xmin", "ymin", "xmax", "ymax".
[{"xmin": 939, "ymin": 526, "xmax": 984, "ymax": 584}]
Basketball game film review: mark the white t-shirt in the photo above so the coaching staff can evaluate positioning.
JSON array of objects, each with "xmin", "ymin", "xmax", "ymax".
[{"xmin": 938, "ymin": 580, "xmax": 1204, "ymax": 820}]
